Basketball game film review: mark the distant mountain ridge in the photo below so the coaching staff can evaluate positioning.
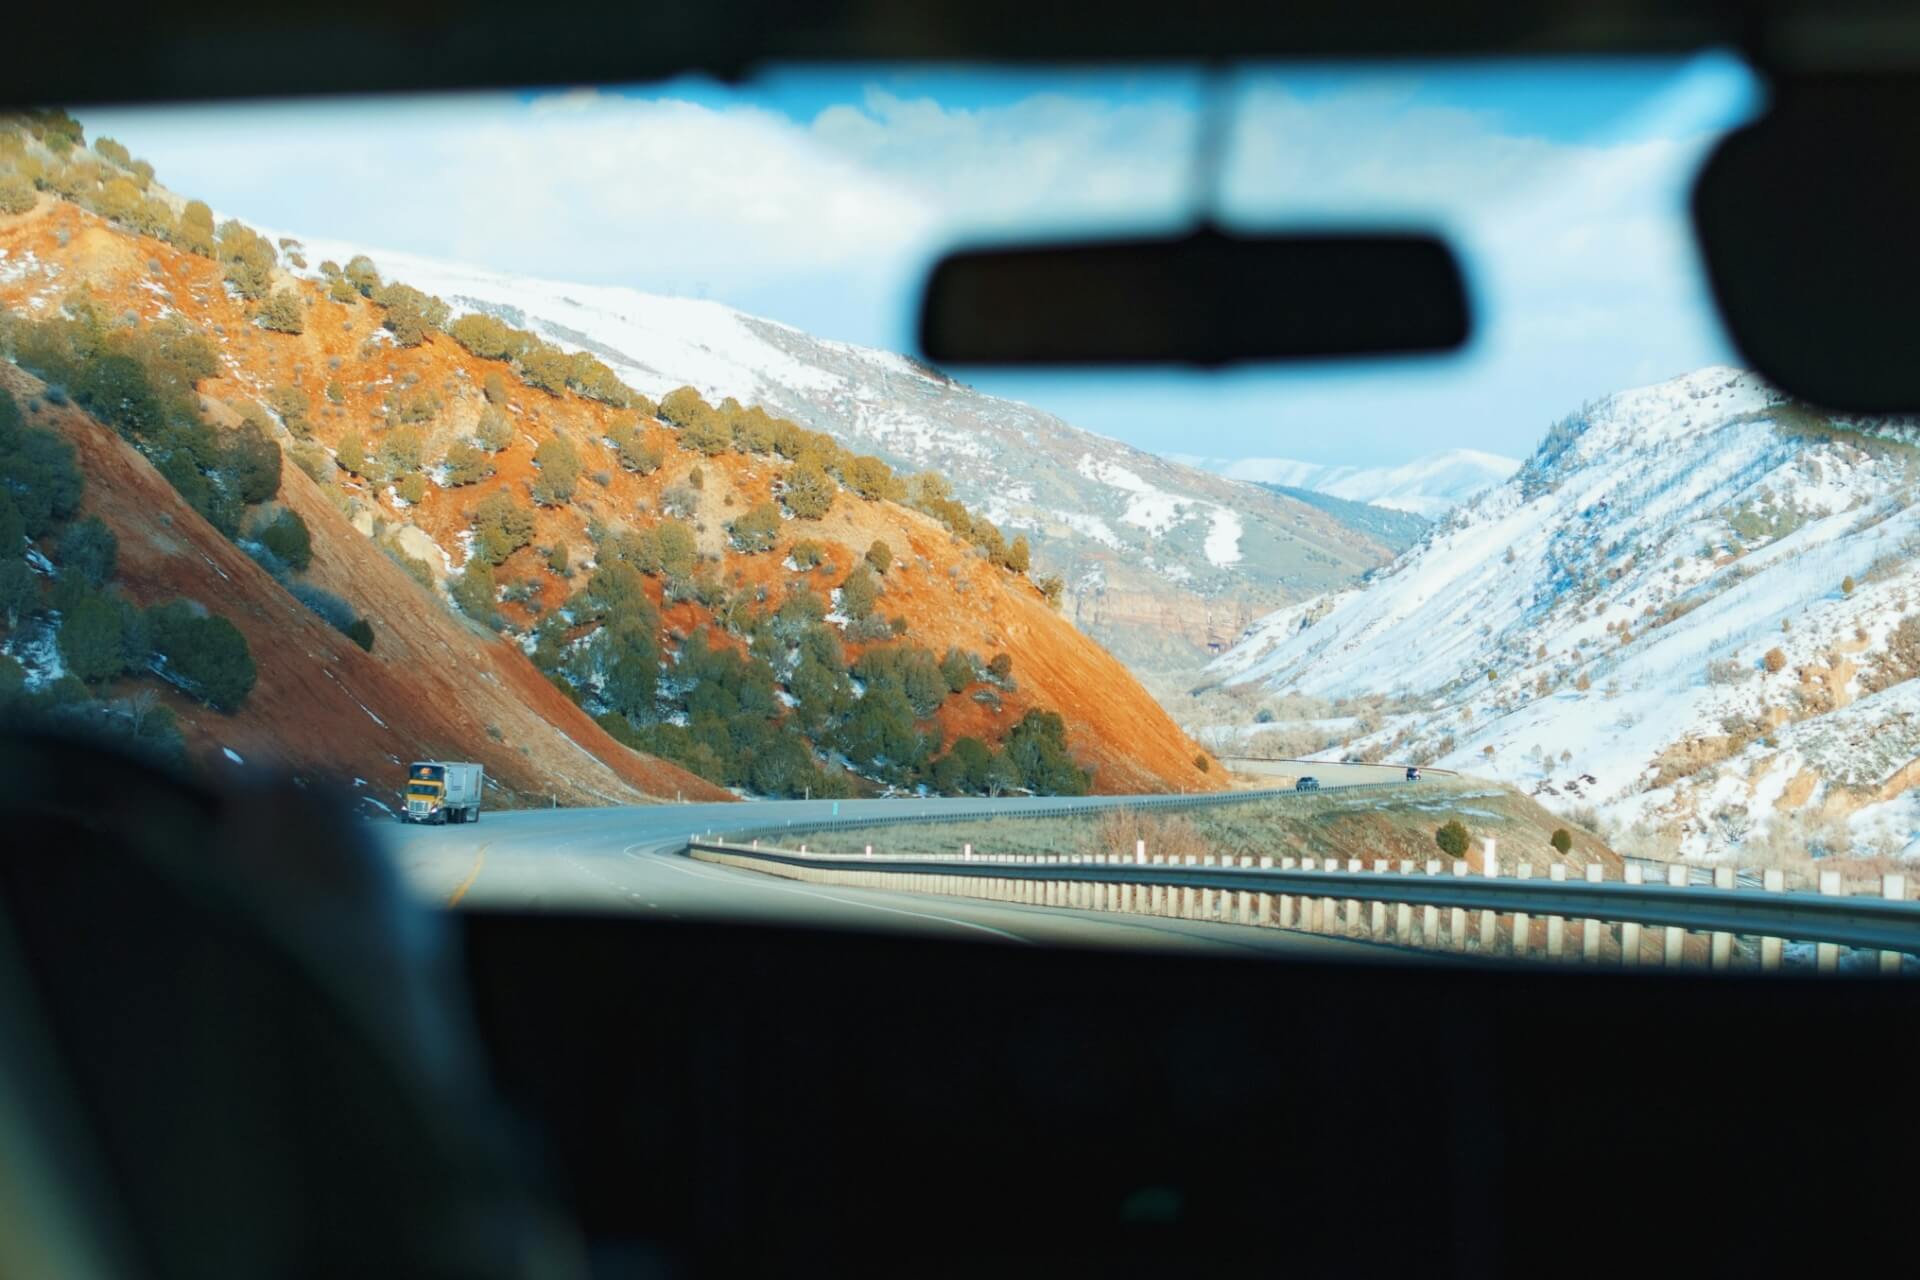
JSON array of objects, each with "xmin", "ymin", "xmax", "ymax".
[
  {"xmin": 1203, "ymin": 367, "xmax": 1920, "ymax": 862},
  {"xmin": 272, "ymin": 235, "xmax": 1398, "ymax": 673},
  {"xmin": 1184, "ymin": 448, "xmax": 1520, "ymax": 519},
  {"xmin": 1257, "ymin": 484, "xmax": 1430, "ymax": 552}
]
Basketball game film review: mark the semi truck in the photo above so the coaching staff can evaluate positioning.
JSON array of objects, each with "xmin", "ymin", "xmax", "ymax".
[{"xmin": 402, "ymin": 761, "xmax": 484, "ymax": 824}]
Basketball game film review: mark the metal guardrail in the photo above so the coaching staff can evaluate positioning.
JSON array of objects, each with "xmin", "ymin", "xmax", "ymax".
[{"xmin": 687, "ymin": 837, "xmax": 1919, "ymax": 970}]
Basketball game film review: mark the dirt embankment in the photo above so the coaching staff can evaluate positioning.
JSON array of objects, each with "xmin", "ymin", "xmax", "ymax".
[
  {"xmin": 1, "ymin": 199, "xmax": 1219, "ymax": 796},
  {"xmin": 2, "ymin": 361, "xmax": 728, "ymax": 812}
]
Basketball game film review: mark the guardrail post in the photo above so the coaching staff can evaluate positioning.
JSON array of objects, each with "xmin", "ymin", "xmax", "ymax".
[
  {"xmin": 1817, "ymin": 870, "xmax": 1842, "ymax": 973},
  {"xmin": 1258, "ymin": 856, "xmax": 1274, "ymax": 925},
  {"xmin": 1479, "ymin": 842, "xmax": 1499, "ymax": 952},
  {"xmin": 1513, "ymin": 863, "xmax": 1532, "ymax": 956},
  {"xmin": 1451, "ymin": 860, "xmax": 1469, "ymax": 951},
  {"xmin": 1395, "ymin": 861, "xmax": 1413, "ymax": 941},
  {"xmin": 1239, "ymin": 856, "xmax": 1254, "ymax": 924},
  {"xmin": 1621, "ymin": 865, "xmax": 1643, "ymax": 967},
  {"xmin": 1583, "ymin": 864, "xmax": 1604, "ymax": 963},
  {"xmin": 964, "ymin": 843, "xmax": 972, "ymax": 859},
  {"xmin": 1663, "ymin": 864, "xmax": 1688, "ymax": 967},
  {"xmin": 1711, "ymin": 867, "xmax": 1734, "ymax": 970},
  {"xmin": 1761, "ymin": 869, "xmax": 1785, "ymax": 971},
  {"xmin": 1370, "ymin": 860, "xmax": 1388, "ymax": 938},
  {"xmin": 1884, "ymin": 875, "xmax": 1908, "ymax": 975},
  {"xmin": 1321, "ymin": 859, "xmax": 1339, "ymax": 936},
  {"xmin": 1280, "ymin": 857, "xmax": 1297, "ymax": 928},
  {"xmin": 1547, "ymin": 864, "xmax": 1566, "ymax": 959},
  {"xmin": 1345, "ymin": 859, "xmax": 1364, "ymax": 934},
  {"xmin": 1183, "ymin": 855, "xmax": 1199, "ymax": 919},
  {"xmin": 1201, "ymin": 855, "xmax": 1218, "ymax": 918},
  {"xmin": 1300, "ymin": 858, "xmax": 1318, "ymax": 930},
  {"xmin": 1423, "ymin": 859, "xmax": 1441, "ymax": 947}
]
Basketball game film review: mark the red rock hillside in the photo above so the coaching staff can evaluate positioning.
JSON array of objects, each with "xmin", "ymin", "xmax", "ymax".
[{"xmin": 0, "ymin": 176, "xmax": 1221, "ymax": 796}]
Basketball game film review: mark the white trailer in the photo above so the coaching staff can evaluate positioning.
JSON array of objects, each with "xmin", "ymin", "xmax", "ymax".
[{"xmin": 402, "ymin": 761, "xmax": 485, "ymax": 824}]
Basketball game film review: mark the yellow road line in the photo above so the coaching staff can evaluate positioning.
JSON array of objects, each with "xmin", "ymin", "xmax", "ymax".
[{"xmin": 446, "ymin": 842, "xmax": 491, "ymax": 907}]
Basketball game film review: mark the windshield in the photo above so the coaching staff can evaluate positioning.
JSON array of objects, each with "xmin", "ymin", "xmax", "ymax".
[{"xmin": 3, "ymin": 56, "xmax": 1912, "ymax": 974}]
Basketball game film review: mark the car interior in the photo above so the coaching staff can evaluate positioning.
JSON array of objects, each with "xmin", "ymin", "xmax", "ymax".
[{"xmin": 4, "ymin": 3, "xmax": 1919, "ymax": 1277}]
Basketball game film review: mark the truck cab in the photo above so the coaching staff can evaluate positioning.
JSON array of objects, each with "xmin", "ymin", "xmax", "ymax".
[{"xmin": 403, "ymin": 761, "xmax": 485, "ymax": 824}]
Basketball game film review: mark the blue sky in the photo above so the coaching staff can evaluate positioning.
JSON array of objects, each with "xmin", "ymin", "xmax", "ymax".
[{"xmin": 80, "ymin": 54, "xmax": 1761, "ymax": 468}]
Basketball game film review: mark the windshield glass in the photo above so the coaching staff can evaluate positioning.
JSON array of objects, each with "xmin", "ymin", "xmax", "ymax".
[{"xmin": 4, "ymin": 56, "xmax": 1913, "ymax": 973}]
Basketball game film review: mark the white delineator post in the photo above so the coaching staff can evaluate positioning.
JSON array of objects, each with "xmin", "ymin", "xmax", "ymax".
[
  {"xmin": 1761, "ymin": 869, "xmax": 1785, "ymax": 972},
  {"xmin": 1883, "ymin": 874, "xmax": 1908, "ymax": 975},
  {"xmin": 1370, "ymin": 860, "xmax": 1389, "ymax": 939},
  {"xmin": 1345, "ymin": 858, "xmax": 1364, "ymax": 933},
  {"xmin": 1239, "ymin": 856, "xmax": 1255, "ymax": 924},
  {"xmin": 1710, "ymin": 866, "xmax": 1735, "ymax": 971},
  {"xmin": 1621, "ymin": 865, "xmax": 1643, "ymax": 967},
  {"xmin": 1450, "ymin": 860, "xmax": 1469, "ymax": 951},
  {"xmin": 1664, "ymin": 864, "xmax": 1688, "ymax": 967},
  {"xmin": 1396, "ymin": 861, "xmax": 1414, "ymax": 943},
  {"xmin": 1183, "ymin": 854, "xmax": 1199, "ymax": 919},
  {"xmin": 1513, "ymin": 863, "xmax": 1532, "ymax": 957},
  {"xmin": 1583, "ymin": 864, "xmax": 1604, "ymax": 963},
  {"xmin": 1547, "ymin": 864, "xmax": 1566, "ymax": 960},
  {"xmin": 1279, "ymin": 857, "xmax": 1297, "ymax": 929},
  {"xmin": 1257, "ymin": 855, "xmax": 1274, "ymax": 925},
  {"xmin": 1479, "ymin": 841, "xmax": 1499, "ymax": 952},
  {"xmin": 1817, "ymin": 870, "xmax": 1842, "ymax": 974},
  {"xmin": 1423, "ymin": 859, "xmax": 1441, "ymax": 947}
]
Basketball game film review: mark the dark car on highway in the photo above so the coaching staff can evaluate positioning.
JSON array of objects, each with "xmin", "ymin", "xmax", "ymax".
[{"xmin": 1295, "ymin": 776, "xmax": 1320, "ymax": 791}]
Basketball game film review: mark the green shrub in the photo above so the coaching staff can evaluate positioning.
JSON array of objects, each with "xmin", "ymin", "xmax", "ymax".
[
  {"xmin": 222, "ymin": 420, "xmax": 281, "ymax": 504},
  {"xmin": 482, "ymin": 371, "xmax": 509, "ymax": 405},
  {"xmin": 476, "ymin": 405, "xmax": 514, "ymax": 452},
  {"xmin": 1435, "ymin": 819, "xmax": 1470, "ymax": 858},
  {"xmin": 344, "ymin": 255, "xmax": 382, "ymax": 298},
  {"xmin": 215, "ymin": 220, "xmax": 277, "ymax": 300},
  {"xmin": 1004, "ymin": 708, "xmax": 1088, "ymax": 795},
  {"xmin": 450, "ymin": 559, "xmax": 499, "ymax": 626},
  {"xmin": 381, "ymin": 424, "xmax": 424, "ymax": 474},
  {"xmin": 443, "ymin": 440, "xmax": 492, "ymax": 486},
  {"xmin": 986, "ymin": 652, "xmax": 1013, "ymax": 685},
  {"xmin": 782, "ymin": 460, "xmax": 835, "ymax": 520},
  {"xmin": 0, "ymin": 174, "xmax": 35, "ymax": 215},
  {"xmin": 531, "ymin": 435, "xmax": 581, "ymax": 505},
  {"xmin": 839, "ymin": 564, "xmax": 878, "ymax": 620},
  {"xmin": 939, "ymin": 647, "xmax": 976, "ymax": 694},
  {"xmin": 148, "ymin": 600, "xmax": 255, "ymax": 711},
  {"xmin": 843, "ymin": 454, "xmax": 900, "ymax": 501},
  {"xmin": 865, "ymin": 540, "xmax": 893, "ymax": 575},
  {"xmin": 289, "ymin": 442, "xmax": 333, "ymax": 484},
  {"xmin": 611, "ymin": 422, "xmax": 662, "ymax": 474},
  {"xmin": 447, "ymin": 313, "xmax": 525, "ymax": 361},
  {"xmin": 394, "ymin": 472, "xmax": 428, "ymax": 505},
  {"xmin": 346, "ymin": 618, "xmax": 375, "ymax": 652},
  {"xmin": 931, "ymin": 736, "xmax": 992, "ymax": 794},
  {"xmin": 336, "ymin": 431, "xmax": 369, "ymax": 478},
  {"xmin": 257, "ymin": 290, "xmax": 304, "ymax": 334},
  {"xmin": 373, "ymin": 283, "xmax": 448, "ymax": 347},
  {"xmin": 472, "ymin": 491, "xmax": 535, "ymax": 565},
  {"xmin": 1550, "ymin": 828, "xmax": 1573, "ymax": 855},
  {"xmin": 58, "ymin": 590, "xmax": 139, "ymax": 684},
  {"xmin": 267, "ymin": 383, "xmax": 311, "ymax": 434},
  {"xmin": 656, "ymin": 519, "xmax": 697, "ymax": 578},
  {"xmin": 728, "ymin": 501, "xmax": 781, "ymax": 553},
  {"xmin": 57, "ymin": 516, "xmax": 117, "ymax": 587},
  {"xmin": 790, "ymin": 539, "xmax": 826, "ymax": 570}
]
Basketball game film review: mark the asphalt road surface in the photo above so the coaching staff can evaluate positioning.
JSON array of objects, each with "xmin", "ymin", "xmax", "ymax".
[{"xmin": 382, "ymin": 794, "xmax": 1385, "ymax": 958}]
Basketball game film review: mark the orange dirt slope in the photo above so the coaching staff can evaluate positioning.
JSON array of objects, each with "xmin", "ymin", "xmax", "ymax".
[{"xmin": 0, "ymin": 196, "xmax": 1220, "ymax": 795}]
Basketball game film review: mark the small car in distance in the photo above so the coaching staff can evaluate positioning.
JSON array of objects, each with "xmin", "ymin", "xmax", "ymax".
[
  {"xmin": 1295, "ymin": 776, "xmax": 1320, "ymax": 792},
  {"xmin": 1405, "ymin": 767, "xmax": 1420, "ymax": 781}
]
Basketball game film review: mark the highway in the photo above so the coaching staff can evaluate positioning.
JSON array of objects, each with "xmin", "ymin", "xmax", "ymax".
[{"xmin": 381, "ymin": 790, "xmax": 1391, "ymax": 958}]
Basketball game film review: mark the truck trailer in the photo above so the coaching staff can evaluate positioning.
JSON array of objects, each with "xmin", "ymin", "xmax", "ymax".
[{"xmin": 402, "ymin": 761, "xmax": 484, "ymax": 824}]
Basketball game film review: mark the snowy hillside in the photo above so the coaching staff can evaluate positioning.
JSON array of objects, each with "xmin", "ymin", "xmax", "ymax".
[
  {"xmin": 1182, "ymin": 448, "xmax": 1519, "ymax": 518},
  {"xmin": 1202, "ymin": 368, "xmax": 1920, "ymax": 861},
  {"xmin": 276, "ymin": 236, "xmax": 1392, "ymax": 672}
]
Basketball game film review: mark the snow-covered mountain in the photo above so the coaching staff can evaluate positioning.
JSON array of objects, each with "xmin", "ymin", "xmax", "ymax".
[
  {"xmin": 1181, "ymin": 448, "xmax": 1520, "ymax": 518},
  {"xmin": 1202, "ymin": 368, "xmax": 1920, "ymax": 862},
  {"xmin": 280, "ymin": 236, "xmax": 1394, "ymax": 673}
]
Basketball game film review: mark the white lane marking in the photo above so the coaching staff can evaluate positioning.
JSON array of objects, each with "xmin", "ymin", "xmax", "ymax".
[{"xmin": 623, "ymin": 844, "xmax": 1033, "ymax": 945}]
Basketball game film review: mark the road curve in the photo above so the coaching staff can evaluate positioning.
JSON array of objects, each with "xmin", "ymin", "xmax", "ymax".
[{"xmin": 381, "ymin": 793, "xmax": 1384, "ymax": 958}]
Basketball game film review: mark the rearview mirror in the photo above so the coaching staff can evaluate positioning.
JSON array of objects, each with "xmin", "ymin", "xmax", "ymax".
[
  {"xmin": 1693, "ymin": 74, "xmax": 1920, "ymax": 413},
  {"xmin": 917, "ymin": 228, "xmax": 1470, "ymax": 366}
]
